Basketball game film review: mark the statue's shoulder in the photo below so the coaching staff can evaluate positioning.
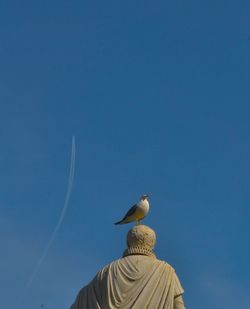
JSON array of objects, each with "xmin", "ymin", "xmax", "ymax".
[
  {"xmin": 154, "ymin": 258, "xmax": 177, "ymax": 273},
  {"xmin": 96, "ymin": 257, "xmax": 124, "ymax": 278}
]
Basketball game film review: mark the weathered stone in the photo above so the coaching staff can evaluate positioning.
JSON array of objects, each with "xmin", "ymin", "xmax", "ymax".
[{"xmin": 70, "ymin": 225, "xmax": 185, "ymax": 309}]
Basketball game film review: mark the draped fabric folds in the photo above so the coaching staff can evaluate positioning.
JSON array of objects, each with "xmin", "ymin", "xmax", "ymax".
[{"xmin": 70, "ymin": 255, "xmax": 184, "ymax": 309}]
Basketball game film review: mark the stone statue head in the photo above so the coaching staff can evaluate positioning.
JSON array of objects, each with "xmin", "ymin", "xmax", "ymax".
[{"xmin": 123, "ymin": 225, "xmax": 156, "ymax": 258}]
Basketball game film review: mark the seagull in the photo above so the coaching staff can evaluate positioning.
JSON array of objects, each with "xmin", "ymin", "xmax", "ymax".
[{"xmin": 114, "ymin": 194, "xmax": 149, "ymax": 225}]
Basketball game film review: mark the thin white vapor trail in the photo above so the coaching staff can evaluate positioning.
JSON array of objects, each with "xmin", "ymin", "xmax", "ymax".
[{"xmin": 16, "ymin": 136, "xmax": 76, "ymax": 308}]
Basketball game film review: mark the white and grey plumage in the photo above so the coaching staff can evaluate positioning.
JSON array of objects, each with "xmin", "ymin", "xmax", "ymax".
[{"xmin": 114, "ymin": 194, "xmax": 149, "ymax": 225}]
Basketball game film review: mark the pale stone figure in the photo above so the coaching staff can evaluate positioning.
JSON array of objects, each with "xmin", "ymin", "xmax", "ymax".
[{"xmin": 70, "ymin": 225, "xmax": 185, "ymax": 309}]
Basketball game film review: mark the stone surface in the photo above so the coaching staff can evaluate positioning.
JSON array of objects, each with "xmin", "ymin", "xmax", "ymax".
[
  {"xmin": 70, "ymin": 225, "xmax": 186, "ymax": 309},
  {"xmin": 123, "ymin": 224, "xmax": 156, "ymax": 258},
  {"xmin": 127, "ymin": 224, "xmax": 156, "ymax": 249}
]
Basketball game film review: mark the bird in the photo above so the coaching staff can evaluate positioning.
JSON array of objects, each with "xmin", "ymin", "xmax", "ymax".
[{"xmin": 114, "ymin": 194, "xmax": 149, "ymax": 225}]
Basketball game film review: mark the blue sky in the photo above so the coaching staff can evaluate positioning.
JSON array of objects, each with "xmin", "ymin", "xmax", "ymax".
[{"xmin": 0, "ymin": 0, "xmax": 250, "ymax": 308}]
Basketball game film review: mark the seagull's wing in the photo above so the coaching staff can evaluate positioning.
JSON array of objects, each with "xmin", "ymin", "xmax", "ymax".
[
  {"xmin": 114, "ymin": 204, "xmax": 138, "ymax": 225},
  {"xmin": 122, "ymin": 204, "xmax": 138, "ymax": 220}
]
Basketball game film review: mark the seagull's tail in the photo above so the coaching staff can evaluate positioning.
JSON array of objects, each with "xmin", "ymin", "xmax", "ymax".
[{"xmin": 114, "ymin": 220, "xmax": 125, "ymax": 225}]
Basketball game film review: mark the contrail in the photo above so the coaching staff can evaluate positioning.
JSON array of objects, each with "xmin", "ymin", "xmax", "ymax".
[{"xmin": 16, "ymin": 136, "xmax": 76, "ymax": 308}]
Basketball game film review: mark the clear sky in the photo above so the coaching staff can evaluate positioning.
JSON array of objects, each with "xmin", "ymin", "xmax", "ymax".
[{"xmin": 0, "ymin": 1, "xmax": 250, "ymax": 308}]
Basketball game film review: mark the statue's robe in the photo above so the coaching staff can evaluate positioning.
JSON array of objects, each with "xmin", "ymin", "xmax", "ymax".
[{"xmin": 70, "ymin": 255, "xmax": 185, "ymax": 309}]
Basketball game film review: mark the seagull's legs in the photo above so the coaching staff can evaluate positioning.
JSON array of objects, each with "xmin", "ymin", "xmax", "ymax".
[{"xmin": 135, "ymin": 219, "xmax": 142, "ymax": 225}]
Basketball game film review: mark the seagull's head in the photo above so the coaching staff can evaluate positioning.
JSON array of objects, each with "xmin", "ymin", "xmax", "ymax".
[{"xmin": 141, "ymin": 194, "xmax": 149, "ymax": 201}]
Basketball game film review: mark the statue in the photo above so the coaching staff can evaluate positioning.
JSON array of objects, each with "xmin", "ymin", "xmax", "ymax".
[{"xmin": 70, "ymin": 225, "xmax": 186, "ymax": 309}]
